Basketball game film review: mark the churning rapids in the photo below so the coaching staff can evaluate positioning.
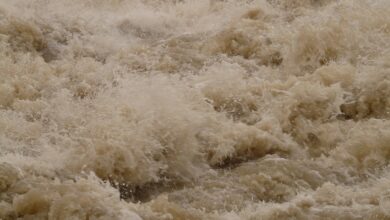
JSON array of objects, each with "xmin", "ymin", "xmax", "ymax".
[{"xmin": 0, "ymin": 0, "xmax": 390, "ymax": 219}]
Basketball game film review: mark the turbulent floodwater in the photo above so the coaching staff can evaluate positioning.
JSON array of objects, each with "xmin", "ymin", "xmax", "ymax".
[{"xmin": 0, "ymin": 0, "xmax": 390, "ymax": 219}]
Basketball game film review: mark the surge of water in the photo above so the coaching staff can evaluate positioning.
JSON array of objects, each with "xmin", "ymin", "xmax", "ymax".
[{"xmin": 0, "ymin": 0, "xmax": 390, "ymax": 219}]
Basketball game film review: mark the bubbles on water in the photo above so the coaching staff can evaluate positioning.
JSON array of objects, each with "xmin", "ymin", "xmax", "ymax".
[{"xmin": 0, "ymin": 0, "xmax": 389, "ymax": 219}]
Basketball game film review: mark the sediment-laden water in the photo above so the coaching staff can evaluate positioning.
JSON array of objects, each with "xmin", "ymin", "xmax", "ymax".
[{"xmin": 0, "ymin": 0, "xmax": 390, "ymax": 219}]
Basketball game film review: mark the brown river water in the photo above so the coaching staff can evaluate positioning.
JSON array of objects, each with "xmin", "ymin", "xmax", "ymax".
[{"xmin": 0, "ymin": 0, "xmax": 390, "ymax": 219}]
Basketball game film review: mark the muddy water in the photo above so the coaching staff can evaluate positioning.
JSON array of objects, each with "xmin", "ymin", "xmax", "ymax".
[{"xmin": 0, "ymin": 0, "xmax": 390, "ymax": 219}]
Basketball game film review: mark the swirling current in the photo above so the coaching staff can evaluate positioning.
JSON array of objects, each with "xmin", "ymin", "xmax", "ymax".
[{"xmin": 0, "ymin": 0, "xmax": 390, "ymax": 219}]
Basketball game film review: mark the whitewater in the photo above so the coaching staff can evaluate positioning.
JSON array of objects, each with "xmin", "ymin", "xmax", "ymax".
[{"xmin": 0, "ymin": 0, "xmax": 390, "ymax": 219}]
